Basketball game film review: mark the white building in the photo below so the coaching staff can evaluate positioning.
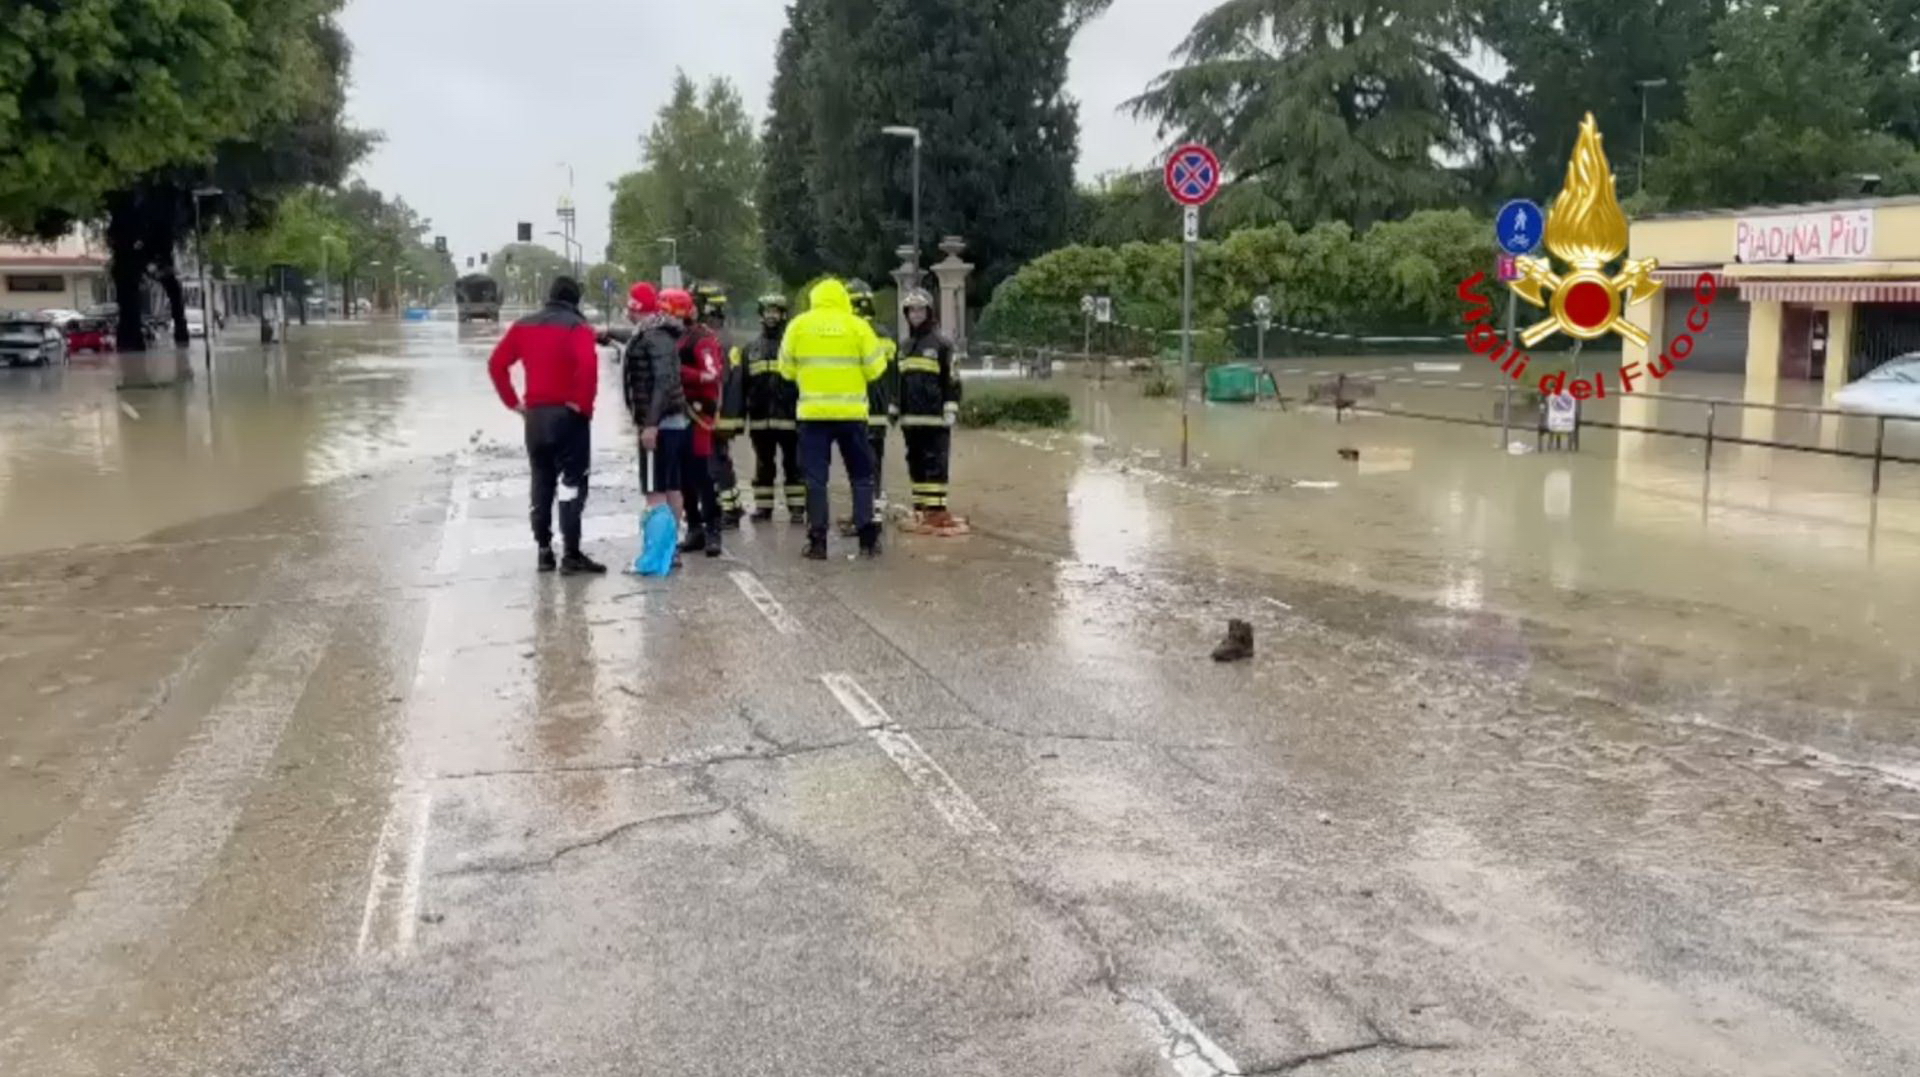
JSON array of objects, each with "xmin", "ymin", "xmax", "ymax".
[{"xmin": 0, "ymin": 233, "xmax": 110, "ymax": 314}]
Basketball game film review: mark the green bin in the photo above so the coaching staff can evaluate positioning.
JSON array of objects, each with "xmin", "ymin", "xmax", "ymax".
[{"xmin": 1205, "ymin": 362, "xmax": 1264, "ymax": 403}]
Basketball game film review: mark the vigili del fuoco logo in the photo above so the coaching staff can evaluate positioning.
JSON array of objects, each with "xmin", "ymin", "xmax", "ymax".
[{"xmin": 1456, "ymin": 112, "xmax": 1719, "ymax": 398}]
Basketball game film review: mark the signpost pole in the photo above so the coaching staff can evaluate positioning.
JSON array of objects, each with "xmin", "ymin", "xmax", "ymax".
[
  {"xmin": 1181, "ymin": 210, "xmax": 1195, "ymax": 468},
  {"xmin": 1163, "ymin": 142, "xmax": 1220, "ymax": 471}
]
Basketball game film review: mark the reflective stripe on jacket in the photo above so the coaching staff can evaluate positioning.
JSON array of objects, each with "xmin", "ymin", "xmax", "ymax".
[{"xmin": 777, "ymin": 280, "xmax": 886, "ymax": 421}]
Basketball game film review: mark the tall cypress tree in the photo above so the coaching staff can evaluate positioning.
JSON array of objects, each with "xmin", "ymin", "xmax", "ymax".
[
  {"xmin": 764, "ymin": 0, "xmax": 1093, "ymax": 292},
  {"xmin": 760, "ymin": 0, "xmax": 824, "ymax": 285}
]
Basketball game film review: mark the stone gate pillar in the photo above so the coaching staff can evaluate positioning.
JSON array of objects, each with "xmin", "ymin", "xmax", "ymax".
[{"xmin": 931, "ymin": 236, "xmax": 974, "ymax": 357}]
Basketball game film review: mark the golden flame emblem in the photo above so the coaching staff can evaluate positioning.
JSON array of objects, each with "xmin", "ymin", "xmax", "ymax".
[{"xmin": 1509, "ymin": 113, "xmax": 1660, "ymax": 346}]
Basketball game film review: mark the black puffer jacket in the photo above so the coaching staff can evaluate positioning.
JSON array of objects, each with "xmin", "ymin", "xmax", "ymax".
[{"xmin": 621, "ymin": 318, "xmax": 685, "ymax": 428}]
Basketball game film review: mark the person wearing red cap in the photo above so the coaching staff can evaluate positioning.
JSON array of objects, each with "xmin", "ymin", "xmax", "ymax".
[
  {"xmin": 488, "ymin": 276, "xmax": 605, "ymax": 575},
  {"xmin": 617, "ymin": 282, "xmax": 689, "ymax": 530}
]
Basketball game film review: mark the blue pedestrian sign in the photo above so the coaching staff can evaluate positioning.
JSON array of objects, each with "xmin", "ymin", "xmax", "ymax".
[{"xmin": 1496, "ymin": 199, "xmax": 1544, "ymax": 255}]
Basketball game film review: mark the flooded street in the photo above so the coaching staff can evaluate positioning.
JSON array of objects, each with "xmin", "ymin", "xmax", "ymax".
[{"xmin": 3, "ymin": 322, "xmax": 1918, "ymax": 1075}]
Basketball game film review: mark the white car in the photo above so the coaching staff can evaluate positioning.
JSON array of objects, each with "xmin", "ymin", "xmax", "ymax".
[
  {"xmin": 184, "ymin": 308, "xmax": 208, "ymax": 338},
  {"xmin": 37, "ymin": 307, "xmax": 85, "ymax": 328},
  {"xmin": 1834, "ymin": 353, "xmax": 1920, "ymax": 418}
]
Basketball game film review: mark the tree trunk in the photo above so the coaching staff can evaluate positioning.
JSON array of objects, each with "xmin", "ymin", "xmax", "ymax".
[{"xmin": 105, "ymin": 195, "xmax": 150, "ymax": 352}]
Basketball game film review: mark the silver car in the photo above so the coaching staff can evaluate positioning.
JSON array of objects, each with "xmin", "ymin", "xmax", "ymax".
[
  {"xmin": 0, "ymin": 314, "xmax": 67, "ymax": 367},
  {"xmin": 1835, "ymin": 354, "xmax": 1920, "ymax": 419}
]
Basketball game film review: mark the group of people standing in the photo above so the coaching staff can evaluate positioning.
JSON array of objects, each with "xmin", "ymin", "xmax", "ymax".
[{"xmin": 487, "ymin": 272, "xmax": 960, "ymax": 573}]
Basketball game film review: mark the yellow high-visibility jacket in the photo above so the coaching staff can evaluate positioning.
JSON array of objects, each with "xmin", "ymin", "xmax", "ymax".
[{"xmin": 777, "ymin": 279, "xmax": 888, "ymax": 421}]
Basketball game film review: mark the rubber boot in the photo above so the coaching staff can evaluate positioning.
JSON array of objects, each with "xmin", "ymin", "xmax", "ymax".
[
  {"xmin": 560, "ymin": 550, "xmax": 608, "ymax": 576},
  {"xmin": 803, "ymin": 531, "xmax": 829, "ymax": 561},
  {"xmin": 678, "ymin": 530, "xmax": 708, "ymax": 555},
  {"xmin": 704, "ymin": 527, "xmax": 723, "ymax": 558},
  {"xmin": 1211, "ymin": 619, "xmax": 1254, "ymax": 663}
]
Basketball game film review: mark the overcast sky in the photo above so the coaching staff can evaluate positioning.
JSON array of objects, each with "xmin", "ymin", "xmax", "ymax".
[{"xmin": 338, "ymin": 0, "xmax": 1214, "ymax": 269}]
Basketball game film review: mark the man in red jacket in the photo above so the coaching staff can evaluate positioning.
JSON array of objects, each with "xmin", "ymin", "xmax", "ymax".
[{"xmin": 488, "ymin": 277, "xmax": 606, "ymax": 575}]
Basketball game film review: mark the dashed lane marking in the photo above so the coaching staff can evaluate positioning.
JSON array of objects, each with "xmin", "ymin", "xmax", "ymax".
[
  {"xmin": 731, "ymin": 571, "xmax": 802, "ymax": 635},
  {"xmin": 820, "ymin": 672, "xmax": 999, "ymax": 838},
  {"xmin": 1126, "ymin": 987, "xmax": 1245, "ymax": 1077},
  {"xmin": 432, "ymin": 452, "xmax": 474, "ymax": 575}
]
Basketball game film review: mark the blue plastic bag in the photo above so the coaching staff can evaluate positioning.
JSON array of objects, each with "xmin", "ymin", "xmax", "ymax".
[{"xmin": 634, "ymin": 502, "xmax": 677, "ymax": 577}]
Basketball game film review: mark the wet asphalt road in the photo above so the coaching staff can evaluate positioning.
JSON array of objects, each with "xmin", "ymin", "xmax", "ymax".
[{"xmin": 2, "ymin": 319, "xmax": 1918, "ymax": 1075}]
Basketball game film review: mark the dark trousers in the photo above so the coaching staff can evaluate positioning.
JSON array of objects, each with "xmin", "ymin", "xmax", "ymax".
[
  {"xmin": 713, "ymin": 438, "xmax": 740, "ymax": 513},
  {"xmin": 904, "ymin": 426, "xmax": 952, "ymax": 511},
  {"xmin": 801, "ymin": 420, "xmax": 875, "ymax": 537},
  {"xmin": 681, "ymin": 444, "xmax": 721, "ymax": 540},
  {"xmin": 524, "ymin": 405, "xmax": 590, "ymax": 554},
  {"xmin": 750, "ymin": 427, "xmax": 805, "ymax": 510}
]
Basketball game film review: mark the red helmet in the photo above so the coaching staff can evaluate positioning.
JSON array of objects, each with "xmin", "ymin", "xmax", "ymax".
[
  {"xmin": 627, "ymin": 281, "xmax": 658, "ymax": 316},
  {"xmin": 659, "ymin": 288, "xmax": 697, "ymax": 321}
]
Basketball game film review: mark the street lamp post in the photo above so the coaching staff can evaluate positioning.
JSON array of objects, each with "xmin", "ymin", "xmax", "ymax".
[
  {"xmin": 319, "ymin": 233, "xmax": 340, "ymax": 324},
  {"xmin": 656, "ymin": 237, "xmax": 680, "ymax": 288},
  {"xmin": 882, "ymin": 125, "xmax": 923, "ymax": 274},
  {"xmin": 1635, "ymin": 78, "xmax": 1669, "ymax": 195},
  {"xmin": 191, "ymin": 186, "xmax": 222, "ymax": 367}
]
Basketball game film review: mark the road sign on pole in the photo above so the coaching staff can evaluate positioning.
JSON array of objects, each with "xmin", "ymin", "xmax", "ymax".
[
  {"xmin": 1093, "ymin": 296, "xmax": 1112, "ymax": 324},
  {"xmin": 1164, "ymin": 144, "xmax": 1222, "ymax": 207},
  {"xmin": 1162, "ymin": 144, "xmax": 1220, "ymax": 469},
  {"xmin": 1495, "ymin": 199, "xmax": 1544, "ymax": 255},
  {"xmin": 1497, "ymin": 254, "xmax": 1521, "ymax": 282}
]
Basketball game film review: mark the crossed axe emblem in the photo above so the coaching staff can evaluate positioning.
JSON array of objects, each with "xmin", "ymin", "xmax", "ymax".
[{"xmin": 1508, "ymin": 256, "xmax": 1660, "ymax": 348}]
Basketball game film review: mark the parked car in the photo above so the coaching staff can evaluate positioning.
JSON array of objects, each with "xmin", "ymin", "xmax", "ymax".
[
  {"xmin": 0, "ymin": 314, "xmax": 67, "ymax": 367},
  {"xmin": 1834, "ymin": 353, "xmax": 1920, "ymax": 419},
  {"xmin": 64, "ymin": 317, "xmax": 114, "ymax": 354},
  {"xmin": 184, "ymin": 307, "xmax": 208, "ymax": 338}
]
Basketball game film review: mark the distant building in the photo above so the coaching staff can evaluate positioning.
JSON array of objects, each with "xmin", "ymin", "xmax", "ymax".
[{"xmin": 0, "ymin": 233, "xmax": 110, "ymax": 313}]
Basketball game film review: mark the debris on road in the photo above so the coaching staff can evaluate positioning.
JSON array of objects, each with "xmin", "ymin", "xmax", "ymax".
[{"xmin": 1211, "ymin": 618, "xmax": 1255, "ymax": 662}]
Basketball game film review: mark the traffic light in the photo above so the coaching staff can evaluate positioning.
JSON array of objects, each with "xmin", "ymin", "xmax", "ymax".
[
  {"xmin": 434, "ymin": 235, "xmax": 447, "ymax": 254},
  {"xmin": 516, "ymin": 222, "xmax": 532, "ymax": 243},
  {"xmin": 481, "ymin": 252, "xmax": 490, "ymax": 265},
  {"xmin": 467, "ymin": 256, "xmax": 475, "ymax": 268}
]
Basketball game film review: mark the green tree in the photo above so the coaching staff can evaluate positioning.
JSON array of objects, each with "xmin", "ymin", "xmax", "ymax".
[
  {"xmin": 1128, "ymin": 0, "xmax": 1499, "ymax": 230},
  {"xmin": 1650, "ymin": 0, "xmax": 1920, "ymax": 208},
  {"xmin": 490, "ymin": 243, "xmax": 573, "ymax": 306},
  {"xmin": 0, "ymin": 1, "xmax": 364, "ymax": 347},
  {"xmin": 761, "ymin": 0, "xmax": 825, "ymax": 284},
  {"xmin": 1483, "ymin": 0, "xmax": 1724, "ymax": 200},
  {"xmin": 607, "ymin": 73, "xmax": 764, "ymax": 294},
  {"xmin": 766, "ymin": 0, "xmax": 1099, "ymax": 293}
]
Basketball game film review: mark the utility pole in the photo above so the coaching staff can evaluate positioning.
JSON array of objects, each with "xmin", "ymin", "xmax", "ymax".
[
  {"xmin": 1635, "ymin": 78, "xmax": 1669, "ymax": 195},
  {"xmin": 191, "ymin": 186, "xmax": 222, "ymax": 367},
  {"xmin": 882, "ymin": 126, "xmax": 923, "ymax": 275}
]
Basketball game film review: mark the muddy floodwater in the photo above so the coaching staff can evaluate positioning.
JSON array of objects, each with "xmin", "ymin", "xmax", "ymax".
[{"xmin": 2, "ymin": 319, "xmax": 1917, "ymax": 1076}]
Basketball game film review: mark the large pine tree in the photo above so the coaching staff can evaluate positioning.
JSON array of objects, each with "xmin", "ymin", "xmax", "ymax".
[
  {"xmin": 761, "ymin": 0, "xmax": 1095, "ymax": 292},
  {"xmin": 1129, "ymin": 0, "xmax": 1499, "ymax": 229}
]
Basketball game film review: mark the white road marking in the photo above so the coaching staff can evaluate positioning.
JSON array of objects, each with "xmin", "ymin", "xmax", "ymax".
[
  {"xmin": 731, "ymin": 571, "xmax": 802, "ymax": 634},
  {"xmin": 395, "ymin": 789, "xmax": 434, "ymax": 955},
  {"xmin": 432, "ymin": 453, "xmax": 474, "ymax": 575},
  {"xmin": 820, "ymin": 672, "xmax": 999, "ymax": 838},
  {"xmin": 1126, "ymin": 987, "xmax": 1244, "ymax": 1077},
  {"xmin": 118, "ymin": 401, "xmax": 140, "ymax": 420},
  {"xmin": 355, "ymin": 786, "xmax": 433, "ymax": 960}
]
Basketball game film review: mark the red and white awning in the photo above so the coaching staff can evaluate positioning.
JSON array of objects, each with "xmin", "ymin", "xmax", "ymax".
[
  {"xmin": 1735, "ymin": 279, "xmax": 1920, "ymax": 303},
  {"xmin": 1649, "ymin": 267, "xmax": 1716, "ymax": 287}
]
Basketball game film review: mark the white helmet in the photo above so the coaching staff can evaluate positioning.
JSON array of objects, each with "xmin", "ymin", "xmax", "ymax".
[{"xmin": 902, "ymin": 288, "xmax": 934, "ymax": 312}]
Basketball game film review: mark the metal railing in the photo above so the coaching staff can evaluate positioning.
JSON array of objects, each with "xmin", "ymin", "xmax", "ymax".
[{"xmin": 1281, "ymin": 370, "xmax": 1920, "ymax": 497}]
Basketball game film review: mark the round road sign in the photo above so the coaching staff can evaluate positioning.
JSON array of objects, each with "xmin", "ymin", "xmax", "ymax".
[
  {"xmin": 1495, "ymin": 199, "xmax": 1544, "ymax": 255},
  {"xmin": 1165, "ymin": 144, "xmax": 1222, "ymax": 207}
]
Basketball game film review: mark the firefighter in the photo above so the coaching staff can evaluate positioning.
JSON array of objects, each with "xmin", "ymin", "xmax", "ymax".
[
  {"xmin": 895, "ymin": 289, "xmax": 961, "ymax": 528},
  {"xmin": 736, "ymin": 293, "xmax": 806, "ymax": 523},
  {"xmin": 845, "ymin": 279, "xmax": 898, "ymax": 530},
  {"xmin": 778, "ymin": 278, "xmax": 889, "ymax": 559},
  {"xmin": 695, "ymin": 283, "xmax": 745, "ymax": 527}
]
